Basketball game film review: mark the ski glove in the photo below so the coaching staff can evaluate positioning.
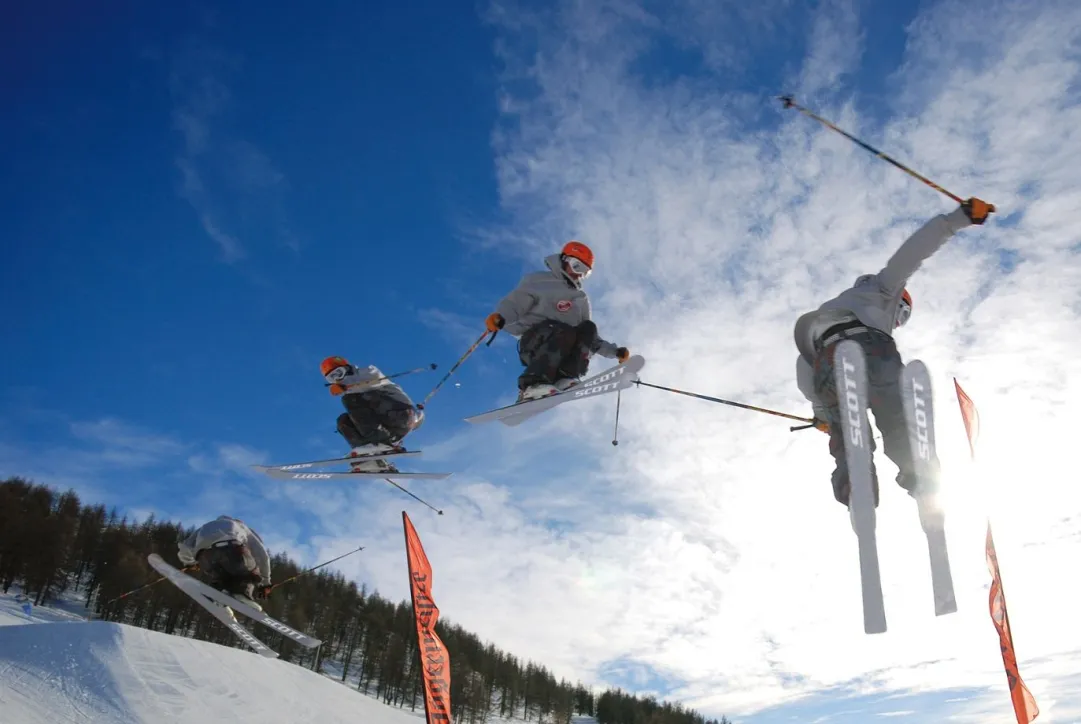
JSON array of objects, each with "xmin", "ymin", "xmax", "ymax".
[
  {"xmin": 255, "ymin": 585, "xmax": 272, "ymax": 600},
  {"xmin": 616, "ymin": 347, "xmax": 630, "ymax": 363},
  {"xmin": 961, "ymin": 197, "xmax": 993, "ymax": 225},
  {"xmin": 486, "ymin": 312, "xmax": 505, "ymax": 333},
  {"xmin": 813, "ymin": 418, "xmax": 830, "ymax": 434}
]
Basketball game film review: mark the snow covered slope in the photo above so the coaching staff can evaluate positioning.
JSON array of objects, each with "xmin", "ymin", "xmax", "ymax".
[{"xmin": 0, "ymin": 620, "xmax": 427, "ymax": 724}]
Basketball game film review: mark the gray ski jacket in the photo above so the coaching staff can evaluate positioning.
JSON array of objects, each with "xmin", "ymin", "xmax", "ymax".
[
  {"xmin": 494, "ymin": 254, "xmax": 620, "ymax": 358},
  {"xmin": 794, "ymin": 206, "xmax": 973, "ymax": 410},
  {"xmin": 329, "ymin": 364, "xmax": 414, "ymax": 405},
  {"xmin": 178, "ymin": 516, "xmax": 272, "ymax": 586}
]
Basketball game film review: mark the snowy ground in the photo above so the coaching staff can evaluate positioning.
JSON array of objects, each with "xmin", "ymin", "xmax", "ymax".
[
  {"xmin": 0, "ymin": 590, "xmax": 423, "ymax": 724},
  {"xmin": 0, "ymin": 588, "xmax": 91, "ymax": 627},
  {"xmin": 0, "ymin": 622, "xmax": 428, "ymax": 723},
  {"xmin": 0, "ymin": 592, "xmax": 575, "ymax": 724}
]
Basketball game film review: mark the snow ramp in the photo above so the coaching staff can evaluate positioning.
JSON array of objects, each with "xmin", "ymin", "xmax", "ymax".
[{"xmin": 0, "ymin": 621, "xmax": 422, "ymax": 724}]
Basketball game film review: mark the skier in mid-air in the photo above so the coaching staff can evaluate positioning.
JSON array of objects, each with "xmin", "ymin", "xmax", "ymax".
[
  {"xmin": 485, "ymin": 241, "xmax": 630, "ymax": 402},
  {"xmin": 794, "ymin": 198, "xmax": 991, "ymax": 511},
  {"xmin": 320, "ymin": 355, "xmax": 424, "ymax": 473},
  {"xmin": 178, "ymin": 515, "xmax": 272, "ymax": 613}
]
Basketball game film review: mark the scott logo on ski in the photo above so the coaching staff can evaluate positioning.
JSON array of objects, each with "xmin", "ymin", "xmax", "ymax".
[
  {"xmin": 840, "ymin": 356, "xmax": 864, "ymax": 448},
  {"xmin": 572, "ymin": 366, "xmax": 630, "ymax": 398},
  {"xmin": 909, "ymin": 377, "xmax": 931, "ymax": 461}
]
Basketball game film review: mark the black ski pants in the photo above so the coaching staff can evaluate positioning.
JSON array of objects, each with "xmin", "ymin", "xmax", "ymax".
[
  {"xmin": 517, "ymin": 319, "xmax": 598, "ymax": 390},
  {"xmin": 197, "ymin": 542, "xmax": 261, "ymax": 599},
  {"xmin": 337, "ymin": 388, "xmax": 422, "ymax": 448},
  {"xmin": 812, "ymin": 328, "xmax": 939, "ymax": 507}
]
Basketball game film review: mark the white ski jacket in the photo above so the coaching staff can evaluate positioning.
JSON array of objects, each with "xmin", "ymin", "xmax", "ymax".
[
  {"xmin": 494, "ymin": 254, "xmax": 620, "ymax": 358},
  {"xmin": 794, "ymin": 206, "xmax": 973, "ymax": 411},
  {"xmin": 178, "ymin": 516, "xmax": 272, "ymax": 585}
]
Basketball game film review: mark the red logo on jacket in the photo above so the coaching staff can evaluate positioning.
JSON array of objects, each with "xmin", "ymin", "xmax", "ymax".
[{"xmin": 556, "ymin": 300, "xmax": 573, "ymax": 312}]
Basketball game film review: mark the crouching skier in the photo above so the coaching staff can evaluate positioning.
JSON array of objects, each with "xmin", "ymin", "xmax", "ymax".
[
  {"xmin": 178, "ymin": 515, "xmax": 272, "ymax": 617},
  {"xmin": 485, "ymin": 240, "xmax": 630, "ymax": 402}
]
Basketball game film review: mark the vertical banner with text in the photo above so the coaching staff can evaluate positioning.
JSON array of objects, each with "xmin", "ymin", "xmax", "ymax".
[{"xmin": 403, "ymin": 511, "xmax": 453, "ymax": 724}]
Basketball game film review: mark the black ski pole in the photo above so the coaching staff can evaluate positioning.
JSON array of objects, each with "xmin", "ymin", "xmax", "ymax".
[
  {"xmin": 269, "ymin": 544, "xmax": 366, "ymax": 591},
  {"xmin": 779, "ymin": 95, "xmax": 996, "ymax": 212},
  {"xmin": 635, "ymin": 379, "xmax": 814, "ymax": 425},
  {"xmin": 612, "ymin": 390, "xmax": 622, "ymax": 446},
  {"xmin": 418, "ymin": 329, "xmax": 495, "ymax": 410},
  {"xmin": 100, "ymin": 564, "xmax": 198, "ymax": 607},
  {"xmin": 382, "ymin": 478, "xmax": 444, "ymax": 515}
]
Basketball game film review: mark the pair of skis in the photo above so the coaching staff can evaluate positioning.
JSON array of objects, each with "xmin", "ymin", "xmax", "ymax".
[
  {"xmin": 833, "ymin": 340, "xmax": 956, "ymax": 635},
  {"xmin": 252, "ymin": 449, "xmax": 451, "ymax": 482},
  {"xmin": 147, "ymin": 554, "xmax": 322, "ymax": 659}
]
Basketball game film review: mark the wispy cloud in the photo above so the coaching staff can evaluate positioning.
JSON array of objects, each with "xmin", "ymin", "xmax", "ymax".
[
  {"xmin": 69, "ymin": 417, "xmax": 187, "ymax": 458},
  {"xmin": 168, "ymin": 37, "xmax": 295, "ymax": 261},
  {"xmin": 417, "ymin": 307, "xmax": 485, "ymax": 347}
]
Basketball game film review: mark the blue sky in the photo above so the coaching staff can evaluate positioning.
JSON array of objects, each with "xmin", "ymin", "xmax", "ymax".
[
  {"xmin": 2, "ymin": 2, "xmax": 519, "ymax": 487},
  {"xmin": 5, "ymin": 1, "xmax": 1081, "ymax": 723}
]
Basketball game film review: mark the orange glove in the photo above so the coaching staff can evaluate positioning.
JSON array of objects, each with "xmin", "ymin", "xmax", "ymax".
[
  {"xmin": 486, "ymin": 313, "xmax": 505, "ymax": 332},
  {"xmin": 961, "ymin": 197, "xmax": 994, "ymax": 225},
  {"xmin": 616, "ymin": 347, "xmax": 630, "ymax": 363},
  {"xmin": 814, "ymin": 418, "xmax": 830, "ymax": 434}
]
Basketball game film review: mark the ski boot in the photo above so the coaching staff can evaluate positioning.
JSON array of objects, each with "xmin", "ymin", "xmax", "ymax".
[
  {"xmin": 348, "ymin": 444, "xmax": 402, "ymax": 473},
  {"xmin": 517, "ymin": 383, "xmax": 558, "ymax": 402},
  {"xmin": 553, "ymin": 377, "xmax": 580, "ymax": 392},
  {"xmin": 231, "ymin": 591, "xmax": 263, "ymax": 612}
]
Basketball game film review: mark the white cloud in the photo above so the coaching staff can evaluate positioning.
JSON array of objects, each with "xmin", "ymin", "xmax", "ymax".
[{"xmin": 333, "ymin": 0, "xmax": 1081, "ymax": 720}]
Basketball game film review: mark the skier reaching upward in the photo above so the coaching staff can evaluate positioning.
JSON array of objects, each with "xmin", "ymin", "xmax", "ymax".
[
  {"xmin": 794, "ymin": 199, "xmax": 992, "ymax": 511},
  {"xmin": 320, "ymin": 356, "xmax": 424, "ymax": 473},
  {"xmin": 485, "ymin": 241, "xmax": 630, "ymax": 401},
  {"xmin": 178, "ymin": 516, "xmax": 271, "ymax": 613}
]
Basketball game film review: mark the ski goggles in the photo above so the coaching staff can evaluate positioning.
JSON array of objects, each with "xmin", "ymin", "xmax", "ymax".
[
  {"xmin": 564, "ymin": 256, "xmax": 592, "ymax": 278},
  {"xmin": 325, "ymin": 366, "xmax": 349, "ymax": 383},
  {"xmin": 896, "ymin": 298, "xmax": 912, "ymax": 328}
]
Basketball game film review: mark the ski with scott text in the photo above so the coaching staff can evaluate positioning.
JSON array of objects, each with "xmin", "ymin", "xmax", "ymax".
[
  {"xmin": 900, "ymin": 359, "xmax": 957, "ymax": 617},
  {"xmin": 834, "ymin": 340, "xmax": 888, "ymax": 634},
  {"xmin": 464, "ymin": 355, "xmax": 646, "ymax": 426},
  {"xmin": 147, "ymin": 554, "xmax": 322, "ymax": 657}
]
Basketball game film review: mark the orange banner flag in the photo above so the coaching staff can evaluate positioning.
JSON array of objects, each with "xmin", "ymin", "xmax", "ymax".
[
  {"xmin": 402, "ymin": 512, "xmax": 453, "ymax": 724},
  {"xmin": 954, "ymin": 379, "xmax": 1038, "ymax": 724}
]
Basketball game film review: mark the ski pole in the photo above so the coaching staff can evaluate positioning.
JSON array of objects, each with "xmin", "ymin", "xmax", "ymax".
[
  {"xmin": 324, "ymin": 363, "xmax": 437, "ymax": 388},
  {"xmin": 417, "ymin": 329, "xmax": 496, "ymax": 410},
  {"xmin": 269, "ymin": 544, "xmax": 367, "ymax": 591},
  {"xmin": 612, "ymin": 390, "xmax": 622, "ymax": 446},
  {"xmin": 100, "ymin": 564, "xmax": 198, "ymax": 607},
  {"xmin": 778, "ymin": 95, "xmax": 995, "ymax": 212},
  {"xmin": 382, "ymin": 478, "xmax": 443, "ymax": 515},
  {"xmin": 635, "ymin": 379, "xmax": 814, "ymax": 424}
]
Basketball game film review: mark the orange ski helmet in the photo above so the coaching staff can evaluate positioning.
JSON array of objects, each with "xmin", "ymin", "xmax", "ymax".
[
  {"xmin": 561, "ymin": 240, "xmax": 594, "ymax": 269},
  {"xmin": 320, "ymin": 356, "xmax": 350, "ymax": 377}
]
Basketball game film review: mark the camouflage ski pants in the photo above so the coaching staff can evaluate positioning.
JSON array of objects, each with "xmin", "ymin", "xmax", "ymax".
[
  {"xmin": 812, "ymin": 328, "xmax": 938, "ymax": 507},
  {"xmin": 197, "ymin": 542, "xmax": 261, "ymax": 598},
  {"xmin": 337, "ymin": 389, "xmax": 422, "ymax": 448},
  {"xmin": 517, "ymin": 319, "xmax": 597, "ymax": 389}
]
